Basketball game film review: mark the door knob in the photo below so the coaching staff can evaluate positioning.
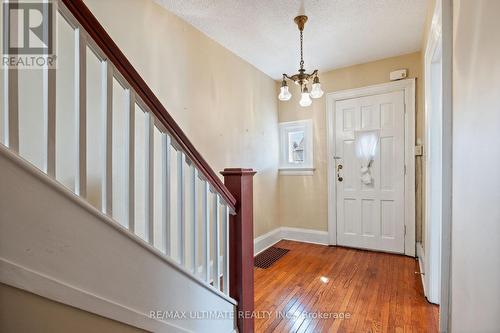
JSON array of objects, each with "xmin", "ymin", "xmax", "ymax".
[
  {"xmin": 337, "ymin": 164, "xmax": 343, "ymax": 182},
  {"xmin": 338, "ymin": 176, "xmax": 343, "ymax": 182}
]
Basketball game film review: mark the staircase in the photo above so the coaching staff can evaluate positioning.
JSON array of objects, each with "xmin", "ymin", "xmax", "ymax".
[{"xmin": 0, "ymin": 1, "xmax": 254, "ymax": 332}]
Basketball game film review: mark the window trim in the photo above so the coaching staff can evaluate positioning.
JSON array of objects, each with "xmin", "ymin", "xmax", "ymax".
[{"xmin": 278, "ymin": 119, "xmax": 314, "ymax": 175}]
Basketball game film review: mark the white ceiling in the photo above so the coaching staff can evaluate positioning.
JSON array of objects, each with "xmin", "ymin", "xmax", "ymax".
[{"xmin": 155, "ymin": 0, "xmax": 428, "ymax": 80}]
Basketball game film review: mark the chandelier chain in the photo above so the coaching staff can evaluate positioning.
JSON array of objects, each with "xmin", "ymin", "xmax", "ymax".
[{"xmin": 299, "ymin": 30, "xmax": 304, "ymax": 70}]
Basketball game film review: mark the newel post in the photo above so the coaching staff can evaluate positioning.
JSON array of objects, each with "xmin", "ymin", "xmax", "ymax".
[{"xmin": 220, "ymin": 168, "xmax": 256, "ymax": 333}]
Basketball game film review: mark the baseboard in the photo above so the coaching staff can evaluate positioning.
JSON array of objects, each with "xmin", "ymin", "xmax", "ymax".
[
  {"xmin": 254, "ymin": 228, "xmax": 282, "ymax": 255},
  {"xmin": 254, "ymin": 227, "xmax": 329, "ymax": 255},
  {"xmin": 416, "ymin": 242, "xmax": 426, "ymax": 296},
  {"xmin": 281, "ymin": 227, "xmax": 329, "ymax": 245}
]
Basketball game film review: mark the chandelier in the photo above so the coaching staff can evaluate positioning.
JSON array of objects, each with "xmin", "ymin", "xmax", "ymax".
[{"xmin": 278, "ymin": 15, "xmax": 323, "ymax": 107}]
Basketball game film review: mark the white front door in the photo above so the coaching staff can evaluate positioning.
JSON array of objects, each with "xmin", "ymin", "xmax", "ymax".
[{"xmin": 335, "ymin": 91, "xmax": 406, "ymax": 253}]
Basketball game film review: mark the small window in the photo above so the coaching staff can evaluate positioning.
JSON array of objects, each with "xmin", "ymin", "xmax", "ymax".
[{"xmin": 279, "ymin": 119, "xmax": 314, "ymax": 175}]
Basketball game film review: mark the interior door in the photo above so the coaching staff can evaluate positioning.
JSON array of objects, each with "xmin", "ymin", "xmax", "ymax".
[{"xmin": 335, "ymin": 91, "xmax": 405, "ymax": 253}]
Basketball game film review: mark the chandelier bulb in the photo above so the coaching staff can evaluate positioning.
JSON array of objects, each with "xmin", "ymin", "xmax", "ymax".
[
  {"xmin": 310, "ymin": 76, "xmax": 324, "ymax": 99},
  {"xmin": 278, "ymin": 80, "xmax": 292, "ymax": 101},
  {"xmin": 299, "ymin": 86, "xmax": 312, "ymax": 107}
]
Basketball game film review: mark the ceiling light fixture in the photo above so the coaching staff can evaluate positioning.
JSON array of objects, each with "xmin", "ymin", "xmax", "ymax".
[{"xmin": 279, "ymin": 15, "xmax": 323, "ymax": 106}]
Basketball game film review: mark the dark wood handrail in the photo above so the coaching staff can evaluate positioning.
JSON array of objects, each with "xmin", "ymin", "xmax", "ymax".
[{"xmin": 62, "ymin": 0, "xmax": 236, "ymax": 210}]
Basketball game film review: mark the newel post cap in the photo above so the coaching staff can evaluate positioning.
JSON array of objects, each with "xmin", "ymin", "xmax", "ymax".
[{"xmin": 220, "ymin": 168, "xmax": 257, "ymax": 176}]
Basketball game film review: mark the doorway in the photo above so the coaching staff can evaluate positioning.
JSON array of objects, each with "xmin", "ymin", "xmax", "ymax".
[
  {"xmin": 422, "ymin": 1, "xmax": 452, "ymax": 331},
  {"xmin": 326, "ymin": 79, "xmax": 416, "ymax": 256}
]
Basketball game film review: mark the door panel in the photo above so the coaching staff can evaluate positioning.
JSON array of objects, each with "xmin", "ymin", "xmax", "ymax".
[
  {"xmin": 335, "ymin": 91, "xmax": 405, "ymax": 253},
  {"xmin": 361, "ymin": 199, "xmax": 376, "ymax": 237},
  {"xmin": 380, "ymin": 137, "xmax": 395, "ymax": 190}
]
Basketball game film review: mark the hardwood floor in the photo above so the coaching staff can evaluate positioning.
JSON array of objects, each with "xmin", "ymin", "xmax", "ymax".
[{"xmin": 254, "ymin": 240, "xmax": 439, "ymax": 333}]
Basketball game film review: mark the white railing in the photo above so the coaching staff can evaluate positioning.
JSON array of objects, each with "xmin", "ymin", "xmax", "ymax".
[{"xmin": 0, "ymin": 1, "xmax": 233, "ymax": 298}]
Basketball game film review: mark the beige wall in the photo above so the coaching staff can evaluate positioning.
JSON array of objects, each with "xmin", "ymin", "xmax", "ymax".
[
  {"xmin": 421, "ymin": 0, "xmax": 437, "ymax": 51},
  {"xmin": 82, "ymin": 0, "xmax": 280, "ymax": 238},
  {"xmin": 278, "ymin": 52, "xmax": 424, "ymax": 236},
  {"xmin": 0, "ymin": 284, "xmax": 148, "ymax": 333}
]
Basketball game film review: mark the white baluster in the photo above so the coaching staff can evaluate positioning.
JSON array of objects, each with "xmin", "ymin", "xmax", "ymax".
[
  {"xmin": 42, "ymin": 1, "xmax": 55, "ymax": 177},
  {"xmin": 203, "ymin": 181, "xmax": 210, "ymax": 282},
  {"xmin": 128, "ymin": 92, "xmax": 135, "ymax": 232},
  {"xmin": 192, "ymin": 167, "xmax": 199, "ymax": 274},
  {"xmin": 177, "ymin": 151, "xmax": 186, "ymax": 265},
  {"xmin": 75, "ymin": 28, "xmax": 87, "ymax": 198},
  {"xmin": 3, "ymin": 3, "xmax": 19, "ymax": 152},
  {"xmin": 4, "ymin": 66, "xmax": 19, "ymax": 153},
  {"xmin": 146, "ymin": 113, "xmax": 154, "ymax": 244},
  {"xmin": 222, "ymin": 204, "xmax": 230, "ymax": 295},
  {"xmin": 102, "ymin": 61, "xmax": 113, "ymax": 215},
  {"xmin": 2, "ymin": 69, "xmax": 8, "ymax": 145},
  {"xmin": 212, "ymin": 194, "xmax": 220, "ymax": 290},
  {"xmin": 163, "ymin": 134, "xmax": 172, "ymax": 255},
  {"xmin": 43, "ymin": 66, "xmax": 56, "ymax": 177}
]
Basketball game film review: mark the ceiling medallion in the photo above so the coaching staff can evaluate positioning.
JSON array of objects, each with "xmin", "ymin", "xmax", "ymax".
[{"xmin": 278, "ymin": 15, "xmax": 323, "ymax": 107}]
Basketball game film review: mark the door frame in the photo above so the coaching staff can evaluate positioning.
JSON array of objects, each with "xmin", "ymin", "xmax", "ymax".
[
  {"xmin": 326, "ymin": 79, "xmax": 416, "ymax": 256},
  {"xmin": 424, "ymin": 0, "xmax": 443, "ymax": 305},
  {"xmin": 424, "ymin": 0, "xmax": 453, "ymax": 331}
]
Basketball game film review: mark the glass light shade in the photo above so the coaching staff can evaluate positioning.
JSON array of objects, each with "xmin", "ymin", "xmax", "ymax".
[
  {"xmin": 299, "ymin": 89, "xmax": 312, "ymax": 107},
  {"xmin": 278, "ymin": 85, "xmax": 292, "ymax": 101},
  {"xmin": 310, "ymin": 82, "xmax": 324, "ymax": 99}
]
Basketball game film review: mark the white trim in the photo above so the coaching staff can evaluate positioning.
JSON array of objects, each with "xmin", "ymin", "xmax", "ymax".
[
  {"xmin": 326, "ymin": 94, "xmax": 337, "ymax": 245},
  {"xmin": 254, "ymin": 228, "xmax": 282, "ymax": 255},
  {"xmin": 0, "ymin": 258, "xmax": 191, "ymax": 333},
  {"xmin": 278, "ymin": 119, "xmax": 314, "ymax": 171},
  {"xmin": 281, "ymin": 227, "xmax": 329, "ymax": 245},
  {"xmin": 440, "ymin": 0, "xmax": 453, "ymax": 331},
  {"xmin": 0, "ymin": 144, "xmax": 237, "ymax": 306},
  {"xmin": 424, "ymin": 0, "xmax": 443, "ymax": 306},
  {"xmin": 278, "ymin": 168, "xmax": 315, "ymax": 176},
  {"xmin": 423, "ymin": 0, "xmax": 453, "ymax": 331},
  {"xmin": 253, "ymin": 227, "xmax": 329, "ymax": 255},
  {"xmin": 326, "ymin": 79, "xmax": 416, "ymax": 256},
  {"xmin": 416, "ymin": 242, "xmax": 427, "ymax": 297}
]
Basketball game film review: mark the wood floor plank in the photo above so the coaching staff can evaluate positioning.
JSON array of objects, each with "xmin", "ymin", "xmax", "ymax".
[
  {"xmin": 303, "ymin": 247, "xmax": 357, "ymax": 333},
  {"xmin": 254, "ymin": 241, "xmax": 439, "ymax": 333},
  {"xmin": 309, "ymin": 247, "xmax": 360, "ymax": 332},
  {"xmin": 289, "ymin": 247, "xmax": 348, "ymax": 333}
]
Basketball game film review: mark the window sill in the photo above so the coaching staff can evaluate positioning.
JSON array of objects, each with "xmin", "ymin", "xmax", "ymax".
[{"xmin": 279, "ymin": 168, "xmax": 315, "ymax": 176}]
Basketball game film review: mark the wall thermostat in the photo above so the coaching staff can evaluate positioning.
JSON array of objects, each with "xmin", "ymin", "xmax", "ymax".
[{"xmin": 389, "ymin": 69, "xmax": 408, "ymax": 81}]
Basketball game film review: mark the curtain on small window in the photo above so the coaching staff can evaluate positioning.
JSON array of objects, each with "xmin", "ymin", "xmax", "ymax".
[{"xmin": 354, "ymin": 130, "xmax": 380, "ymax": 185}]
